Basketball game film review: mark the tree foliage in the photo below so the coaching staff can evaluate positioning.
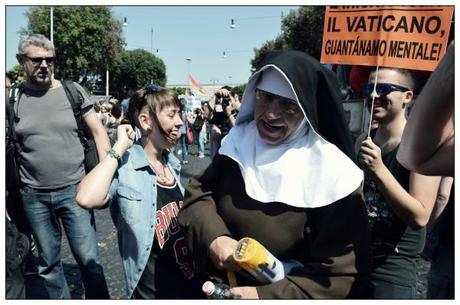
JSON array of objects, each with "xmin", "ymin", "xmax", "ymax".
[
  {"xmin": 282, "ymin": 6, "xmax": 325, "ymax": 59},
  {"xmin": 6, "ymin": 64, "xmax": 26, "ymax": 82},
  {"xmin": 232, "ymin": 84, "xmax": 246, "ymax": 98},
  {"xmin": 251, "ymin": 6, "xmax": 325, "ymax": 70},
  {"xmin": 251, "ymin": 34, "xmax": 288, "ymax": 71},
  {"xmin": 110, "ymin": 49, "xmax": 167, "ymax": 99},
  {"xmin": 23, "ymin": 6, "xmax": 124, "ymax": 83},
  {"xmin": 169, "ymin": 87, "xmax": 185, "ymax": 96}
]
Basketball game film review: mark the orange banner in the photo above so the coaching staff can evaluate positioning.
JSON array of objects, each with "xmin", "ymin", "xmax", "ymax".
[{"xmin": 320, "ymin": 6, "xmax": 453, "ymax": 71}]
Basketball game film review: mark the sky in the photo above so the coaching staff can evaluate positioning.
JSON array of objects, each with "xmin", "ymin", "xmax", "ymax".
[{"xmin": 5, "ymin": 5, "xmax": 298, "ymax": 86}]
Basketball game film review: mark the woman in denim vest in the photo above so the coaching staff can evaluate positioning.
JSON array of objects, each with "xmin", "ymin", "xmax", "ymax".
[{"xmin": 77, "ymin": 85, "xmax": 202, "ymax": 299}]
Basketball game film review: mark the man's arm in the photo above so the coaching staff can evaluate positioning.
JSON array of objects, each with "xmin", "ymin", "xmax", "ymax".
[
  {"xmin": 360, "ymin": 138, "xmax": 441, "ymax": 229},
  {"xmin": 83, "ymin": 109, "xmax": 111, "ymax": 160},
  {"xmin": 397, "ymin": 41, "xmax": 454, "ymax": 177}
]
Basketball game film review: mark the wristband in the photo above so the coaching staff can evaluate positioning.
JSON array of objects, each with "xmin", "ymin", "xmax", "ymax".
[{"xmin": 108, "ymin": 148, "xmax": 122, "ymax": 162}]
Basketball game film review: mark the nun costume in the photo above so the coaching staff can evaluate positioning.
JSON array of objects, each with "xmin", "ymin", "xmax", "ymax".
[{"xmin": 178, "ymin": 50, "xmax": 371, "ymax": 299}]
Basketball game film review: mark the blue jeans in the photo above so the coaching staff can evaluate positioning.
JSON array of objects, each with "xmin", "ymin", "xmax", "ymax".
[
  {"xmin": 362, "ymin": 278, "xmax": 416, "ymax": 299},
  {"xmin": 20, "ymin": 184, "xmax": 109, "ymax": 299},
  {"xmin": 179, "ymin": 134, "xmax": 188, "ymax": 161},
  {"xmin": 198, "ymin": 132, "xmax": 206, "ymax": 155}
]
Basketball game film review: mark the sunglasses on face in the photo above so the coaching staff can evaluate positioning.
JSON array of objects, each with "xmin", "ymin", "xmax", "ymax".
[
  {"xmin": 23, "ymin": 55, "xmax": 55, "ymax": 65},
  {"xmin": 362, "ymin": 83, "xmax": 410, "ymax": 97},
  {"xmin": 255, "ymin": 89, "xmax": 300, "ymax": 115}
]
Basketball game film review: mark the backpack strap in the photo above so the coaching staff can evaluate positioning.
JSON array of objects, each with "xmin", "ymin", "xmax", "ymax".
[
  {"xmin": 61, "ymin": 80, "xmax": 89, "ymax": 149},
  {"xmin": 6, "ymin": 82, "xmax": 24, "ymax": 156}
]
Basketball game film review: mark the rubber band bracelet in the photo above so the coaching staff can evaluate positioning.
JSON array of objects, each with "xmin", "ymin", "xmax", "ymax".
[{"xmin": 108, "ymin": 148, "xmax": 122, "ymax": 162}]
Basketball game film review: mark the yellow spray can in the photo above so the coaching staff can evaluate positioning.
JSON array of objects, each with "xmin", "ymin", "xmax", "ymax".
[{"xmin": 233, "ymin": 237, "xmax": 301, "ymax": 284}]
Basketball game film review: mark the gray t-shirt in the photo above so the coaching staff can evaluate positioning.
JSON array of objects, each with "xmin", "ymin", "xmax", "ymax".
[{"xmin": 14, "ymin": 82, "xmax": 93, "ymax": 189}]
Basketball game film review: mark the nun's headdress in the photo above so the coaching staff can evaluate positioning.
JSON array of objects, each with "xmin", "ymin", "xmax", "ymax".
[{"xmin": 219, "ymin": 50, "xmax": 363, "ymax": 208}]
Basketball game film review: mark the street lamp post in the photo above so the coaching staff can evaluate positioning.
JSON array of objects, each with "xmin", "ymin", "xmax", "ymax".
[
  {"xmin": 50, "ymin": 7, "xmax": 54, "ymax": 44},
  {"xmin": 150, "ymin": 28, "xmax": 154, "ymax": 54},
  {"xmin": 106, "ymin": 16, "xmax": 128, "ymax": 97},
  {"xmin": 185, "ymin": 57, "xmax": 192, "ymax": 91},
  {"xmin": 106, "ymin": 66, "xmax": 109, "ymax": 97},
  {"xmin": 186, "ymin": 57, "xmax": 192, "ymax": 78}
]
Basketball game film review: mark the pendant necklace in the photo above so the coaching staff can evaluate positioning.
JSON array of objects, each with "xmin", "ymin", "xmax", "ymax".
[{"xmin": 148, "ymin": 160, "xmax": 172, "ymax": 183}]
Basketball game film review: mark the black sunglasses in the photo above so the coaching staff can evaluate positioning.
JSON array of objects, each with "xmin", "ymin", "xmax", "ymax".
[
  {"xmin": 362, "ymin": 83, "xmax": 410, "ymax": 97},
  {"xmin": 23, "ymin": 55, "xmax": 55, "ymax": 65}
]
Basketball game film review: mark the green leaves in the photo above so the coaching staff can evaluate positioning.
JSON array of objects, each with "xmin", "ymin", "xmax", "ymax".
[
  {"xmin": 251, "ymin": 6, "xmax": 325, "ymax": 70},
  {"xmin": 24, "ymin": 6, "xmax": 125, "ymax": 83},
  {"xmin": 6, "ymin": 65, "xmax": 26, "ymax": 82},
  {"xmin": 109, "ymin": 49, "xmax": 167, "ymax": 99}
]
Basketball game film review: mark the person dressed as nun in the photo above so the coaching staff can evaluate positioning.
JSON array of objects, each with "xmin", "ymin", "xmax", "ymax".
[{"xmin": 178, "ymin": 50, "xmax": 371, "ymax": 299}]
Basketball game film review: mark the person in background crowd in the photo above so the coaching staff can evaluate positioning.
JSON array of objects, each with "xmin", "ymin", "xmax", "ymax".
[
  {"xmin": 207, "ymin": 86, "xmax": 234, "ymax": 159},
  {"xmin": 358, "ymin": 67, "xmax": 441, "ymax": 299},
  {"xmin": 397, "ymin": 41, "xmax": 454, "ymax": 177},
  {"xmin": 191, "ymin": 107, "xmax": 206, "ymax": 158},
  {"xmin": 6, "ymin": 74, "xmax": 12, "ymax": 90},
  {"xmin": 349, "ymin": 65, "xmax": 371, "ymax": 98},
  {"xmin": 108, "ymin": 97, "xmax": 118, "ymax": 105},
  {"xmin": 12, "ymin": 33, "xmax": 110, "ymax": 299},
  {"xmin": 6, "ymin": 74, "xmax": 28, "ymax": 299},
  {"xmin": 100, "ymin": 102, "xmax": 111, "ymax": 126},
  {"xmin": 6, "ymin": 73, "xmax": 37, "ymax": 280},
  {"xmin": 76, "ymin": 84, "xmax": 202, "ymax": 299},
  {"xmin": 120, "ymin": 97, "xmax": 130, "ymax": 118},
  {"xmin": 175, "ymin": 98, "xmax": 191, "ymax": 164},
  {"xmin": 107, "ymin": 102, "xmax": 123, "ymax": 144},
  {"xmin": 224, "ymin": 88, "xmax": 241, "ymax": 128},
  {"xmin": 178, "ymin": 50, "xmax": 371, "ymax": 299},
  {"xmin": 201, "ymin": 101, "xmax": 212, "ymax": 145}
]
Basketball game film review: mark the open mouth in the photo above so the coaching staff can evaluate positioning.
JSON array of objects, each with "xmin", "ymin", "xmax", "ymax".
[{"xmin": 262, "ymin": 120, "xmax": 283, "ymax": 132}]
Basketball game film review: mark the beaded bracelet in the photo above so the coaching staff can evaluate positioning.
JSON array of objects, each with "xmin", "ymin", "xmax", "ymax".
[{"xmin": 108, "ymin": 148, "xmax": 122, "ymax": 162}]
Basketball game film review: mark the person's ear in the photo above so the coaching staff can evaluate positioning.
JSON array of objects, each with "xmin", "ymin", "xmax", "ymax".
[
  {"xmin": 138, "ymin": 111, "xmax": 153, "ymax": 133},
  {"xmin": 402, "ymin": 90, "xmax": 414, "ymax": 106}
]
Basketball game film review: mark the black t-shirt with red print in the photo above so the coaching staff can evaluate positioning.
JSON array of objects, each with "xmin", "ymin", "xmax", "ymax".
[{"xmin": 132, "ymin": 181, "xmax": 201, "ymax": 299}]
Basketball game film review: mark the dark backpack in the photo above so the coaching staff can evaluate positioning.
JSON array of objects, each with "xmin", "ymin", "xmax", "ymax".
[
  {"xmin": 192, "ymin": 116, "xmax": 205, "ymax": 132},
  {"xmin": 6, "ymin": 215, "xmax": 29, "ymax": 299},
  {"xmin": 5, "ymin": 91, "xmax": 22, "ymax": 191},
  {"xmin": 6, "ymin": 80, "xmax": 99, "ymax": 181}
]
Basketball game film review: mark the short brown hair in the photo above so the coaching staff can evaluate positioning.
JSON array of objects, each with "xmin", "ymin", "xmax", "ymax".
[{"xmin": 127, "ymin": 85, "xmax": 180, "ymax": 129}]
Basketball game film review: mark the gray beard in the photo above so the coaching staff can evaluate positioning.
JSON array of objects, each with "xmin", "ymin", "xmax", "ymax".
[{"xmin": 30, "ymin": 73, "xmax": 51, "ymax": 87}]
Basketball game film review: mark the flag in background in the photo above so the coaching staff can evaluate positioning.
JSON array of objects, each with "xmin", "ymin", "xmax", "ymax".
[
  {"xmin": 188, "ymin": 74, "xmax": 206, "ymax": 96},
  {"xmin": 185, "ymin": 88, "xmax": 193, "ymax": 96}
]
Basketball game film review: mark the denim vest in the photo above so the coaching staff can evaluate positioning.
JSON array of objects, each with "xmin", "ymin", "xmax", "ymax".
[{"xmin": 107, "ymin": 141, "xmax": 183, "ymax": 298}]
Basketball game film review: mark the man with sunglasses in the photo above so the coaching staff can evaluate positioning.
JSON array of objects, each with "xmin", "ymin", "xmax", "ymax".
[
  {"xmin": 358, "ymin": 67, "xmax": 441, "ymax": 299},
  {"xmin": 11, "ymin": 34, "xmax": 110, "ymax": 298}
]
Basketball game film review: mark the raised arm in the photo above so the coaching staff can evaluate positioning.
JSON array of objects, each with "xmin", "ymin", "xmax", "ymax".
[
  {"xmin": 76, "ymin": 124, "xmax": 135, "ymax": 209},
  {"xmin": 397, "ymin": 41, "xmax": 454, "ymax": 177},
  {"xmin": 360, "ymin": 138, "xmax": 441, "ymax": 229},
  {"xmin": 83, "ymin": 110, "xmax": 111, "ymax": 160}
]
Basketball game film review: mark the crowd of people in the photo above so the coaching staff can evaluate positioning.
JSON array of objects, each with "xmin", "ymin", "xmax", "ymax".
[{"xmin": 5, "ymin": 33, "xmax": 454, "ymax": 300}]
